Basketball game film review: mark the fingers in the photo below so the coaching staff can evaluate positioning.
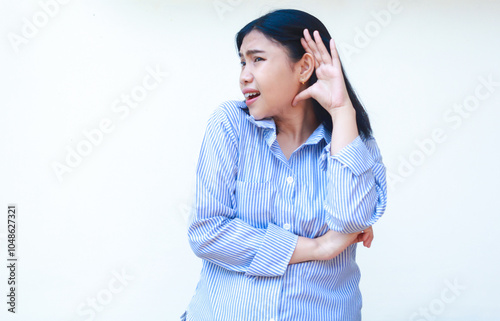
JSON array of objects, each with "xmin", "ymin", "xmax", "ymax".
[
  {"xmin": 303, "ymin": 29, "xmax": 325, "ymax": 65},
  {"xmin": 300, "ymin": 37, "xmax": 313, "ymax": 55},
  {"xmin": 313, "ymin": 30, "xmax": 332, "ymax": 65},
  {"xmin": 303, "ymin": 29, "xmax": 332, "ymax": 67},
  {"xmin": 363, "ymin": 232, "xmax": 373, "ymax": 248},
  {"xmin": 352, "ymin": 228, "xmax": 374, "ymax": 248},
  {"xmin": 362, "ymin": 228, "xmax": 374, "ymax": 248},
  {"xmin": 302, "ymin": 31, "xmax": 320, "ymax": 69},
  {"xmin": 329, "ymin": 38, "xmax": 342, "ymax": 70}
]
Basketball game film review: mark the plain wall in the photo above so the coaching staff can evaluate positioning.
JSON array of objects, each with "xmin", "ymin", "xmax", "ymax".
[{"xmin": 1, "ymin": 0, "xmax": 499, "ymax": 320}]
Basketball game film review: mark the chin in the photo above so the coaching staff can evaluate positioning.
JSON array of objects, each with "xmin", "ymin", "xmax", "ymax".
[
  {"xmin": 249, "ymin": 110, "xmax": 265, "ymax": 120},
  {"xmin": 247, "ymin": 102, "xmax": 272, "ymax": 121}
]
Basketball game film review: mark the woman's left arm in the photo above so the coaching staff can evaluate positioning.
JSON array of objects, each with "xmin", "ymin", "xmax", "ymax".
[
  {"xmin": 323, "ymin": 134, "xmax": 387, "ymax": 233},
  {"xmin": 293, "ymin": 29, "xmax": 387, "ymax": 234}
]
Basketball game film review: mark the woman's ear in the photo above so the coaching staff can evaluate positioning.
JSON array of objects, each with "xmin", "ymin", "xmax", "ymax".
[{"xmin": 298, "ymin": 52, "xmax": 315, "ymax": 84}]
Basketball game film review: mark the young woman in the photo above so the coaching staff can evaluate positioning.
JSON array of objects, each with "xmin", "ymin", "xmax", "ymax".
[{"xmin": 182, "ymin": 9, "xmax": 387, "ymax": 321}]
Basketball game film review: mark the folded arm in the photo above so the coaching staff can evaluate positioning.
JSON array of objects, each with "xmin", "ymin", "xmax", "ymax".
[{"xmin": 188, "ymin": 106, "xmax": 298, "ymax": 278}]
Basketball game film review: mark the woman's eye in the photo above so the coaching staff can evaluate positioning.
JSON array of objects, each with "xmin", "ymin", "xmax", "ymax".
[
  {"xmin": 240, "ymin": 61, "xmax": 246, "ymax": 67},
  {"xmin": 254, "ymin": 57, "xmax": 264, "ymax": 62}
]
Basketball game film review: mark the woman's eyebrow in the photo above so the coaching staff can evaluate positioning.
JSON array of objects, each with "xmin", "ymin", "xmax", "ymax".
[{"xmin": 238, "ymin": 49, "xmax": 266, "ymax": 57}]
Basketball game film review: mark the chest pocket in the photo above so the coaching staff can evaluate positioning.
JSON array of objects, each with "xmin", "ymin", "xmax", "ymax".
[{"xmin": 235, "ymin": 180, "xmax": 276, "ymax": 229}]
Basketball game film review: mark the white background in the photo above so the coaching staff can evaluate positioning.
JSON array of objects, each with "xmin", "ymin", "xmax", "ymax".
[{"xmin": 1, "ymin": 0, "xmax": 499, "ymax": 320}]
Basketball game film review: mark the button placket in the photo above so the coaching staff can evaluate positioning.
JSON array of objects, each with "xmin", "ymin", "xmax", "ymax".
[{"xmin": 282, "ymin": 170, "xmax": 295, "ymax": 234}]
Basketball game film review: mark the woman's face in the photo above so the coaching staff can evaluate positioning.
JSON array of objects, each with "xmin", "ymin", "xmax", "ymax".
[{"xmin": 239, "ymin": 30, "xmax": 302, "ymax": 120}]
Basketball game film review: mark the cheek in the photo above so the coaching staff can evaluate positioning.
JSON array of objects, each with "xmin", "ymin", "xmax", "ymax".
[
  {"xmin": 263, "ymin": 68, "xmax": 297, "ymax": 101},
  {"xmin": 275, "ymin": 77, "xmax": 299, "ymax": 102}
]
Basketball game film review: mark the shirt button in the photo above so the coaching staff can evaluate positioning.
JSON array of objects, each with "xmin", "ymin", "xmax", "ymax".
[
  {"xmin": 286, "ymin": 176, "xmax": 294, "ymax": 184},
  {"xmin": 283, "ymin": 223, "xmax": 290, "ymax": 230}
]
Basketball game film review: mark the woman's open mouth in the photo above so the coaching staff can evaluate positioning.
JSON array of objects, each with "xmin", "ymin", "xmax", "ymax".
[{"xmin": 244, "ymin": 91, "xmax": 260, "ymax": 106}]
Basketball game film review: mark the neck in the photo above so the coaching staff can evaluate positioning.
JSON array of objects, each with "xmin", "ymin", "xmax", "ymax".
[{"xmin": 274, "ymin": 100, "xmax": 320, "ymax": 144}]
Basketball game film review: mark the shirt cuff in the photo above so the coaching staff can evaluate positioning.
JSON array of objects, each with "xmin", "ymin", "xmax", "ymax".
[
  {"xmin": 327, "ymin": 136, "xmax": 376, "ymax": 176},
  {"xmin": 245, "ymin": 223, "xmax": 298, "ymax": 278}
]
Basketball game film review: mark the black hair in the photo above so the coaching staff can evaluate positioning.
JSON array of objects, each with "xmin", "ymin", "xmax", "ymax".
[{"xmin": 236, "ymin": 9, "xmax": 372, "ymax": 138}]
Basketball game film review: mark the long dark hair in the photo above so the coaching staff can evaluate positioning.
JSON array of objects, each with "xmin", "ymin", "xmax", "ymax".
[{"xmin": 236, "ymin": 9, "xmax": 372, "ymax": 138}]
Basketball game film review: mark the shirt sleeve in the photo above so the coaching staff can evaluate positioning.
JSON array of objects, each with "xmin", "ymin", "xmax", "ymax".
[
  {"xmin": 323, "ymin": 135, "xmax": 388, "ymax": 233},
  {"xmin": 187, "ymin": 106, "xmax": 298, "ymax": 278}
]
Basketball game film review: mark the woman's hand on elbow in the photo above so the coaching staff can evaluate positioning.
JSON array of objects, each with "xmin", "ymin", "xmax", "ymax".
[
  {"xmin": 314, "ymin": 226, "xmax": 373, "ymax": 261},
  {"xmin": 314, "ymin": 230, "xmax": 358, "ymax": 261},
  {"xmin": 354, "ymin": 226, "xmax": 374, "ymax": 248},
  {"xmin": 289, "ymin": 226, "xmax": 374, "ymax": 264}
]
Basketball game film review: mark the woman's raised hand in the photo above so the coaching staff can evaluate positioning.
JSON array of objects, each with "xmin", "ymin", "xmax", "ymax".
[{"xmin": 292, "ymin": 29, "xmax": 352, "ymax": 114}]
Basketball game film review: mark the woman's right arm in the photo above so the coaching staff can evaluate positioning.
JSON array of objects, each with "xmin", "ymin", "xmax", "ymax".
[
  {"xmin": 289, "ymin": 227, "xmax": 373, "ymax": 264},
  {"xmin": 188, "ymin": 105, "xmax": 299, "ymax": 278}
]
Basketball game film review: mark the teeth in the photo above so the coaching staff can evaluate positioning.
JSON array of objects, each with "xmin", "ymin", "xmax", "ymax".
[{"xmin": 244, "ymin": 92, "xmax": 260, "ymax": 99}]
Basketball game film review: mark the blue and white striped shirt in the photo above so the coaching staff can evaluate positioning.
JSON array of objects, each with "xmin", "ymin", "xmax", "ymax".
[{"xmin": 183, "ymin": 100, "xmax": 387, "ymax": 321}]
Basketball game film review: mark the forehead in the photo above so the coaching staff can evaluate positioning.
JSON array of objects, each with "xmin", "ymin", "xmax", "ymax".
[{"xmin": 239, "ymin": 30, "xmax": 284, "ymax": 55}]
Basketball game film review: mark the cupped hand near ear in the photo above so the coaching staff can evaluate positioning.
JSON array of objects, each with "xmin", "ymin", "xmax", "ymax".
[{"xmin": 292, "ymin": 29, "xmax": 352, "ymax": 114}]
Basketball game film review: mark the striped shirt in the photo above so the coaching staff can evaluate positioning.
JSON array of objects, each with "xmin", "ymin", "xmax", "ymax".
[{"xmin": 182, "ymin": 100, "xmax": 387, "ymax": 321}]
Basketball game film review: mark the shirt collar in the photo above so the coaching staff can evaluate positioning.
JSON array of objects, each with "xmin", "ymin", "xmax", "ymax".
[
  {"xmin": 246, "ymin": 114, "xmax": 277, "ymax": 131},
  {"xmin": 304, "ymin": 122, "xmax": 331, "ymax": 146},
  {"xmin": 238, "ymin": 100, "xmax": 332, "ymax": 146}
]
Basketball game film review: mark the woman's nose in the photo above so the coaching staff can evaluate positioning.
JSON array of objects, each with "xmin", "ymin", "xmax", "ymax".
[{"xmin": 240, "ymin": 67, "xmax": 254, "ymax": 85}]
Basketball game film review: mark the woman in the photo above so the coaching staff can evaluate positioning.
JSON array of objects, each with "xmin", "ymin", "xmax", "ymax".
[{"xmin": 182, "ymin": 9, "xmax": 387, "ymax": 321}]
